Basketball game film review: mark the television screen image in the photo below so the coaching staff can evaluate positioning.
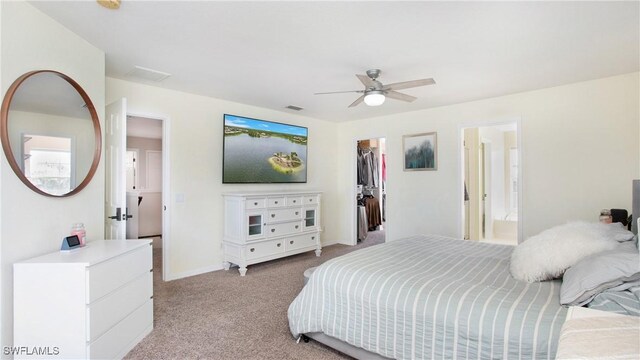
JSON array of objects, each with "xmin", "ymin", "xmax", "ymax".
[{"xmin": 223, "ymin": 114, "xmax": 308, "ymax": 183}]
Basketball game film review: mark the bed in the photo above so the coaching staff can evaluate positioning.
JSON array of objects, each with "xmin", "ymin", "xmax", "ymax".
[{"xmin": 288, "ymin": 235, "xmax": 567, "ymax": 359}]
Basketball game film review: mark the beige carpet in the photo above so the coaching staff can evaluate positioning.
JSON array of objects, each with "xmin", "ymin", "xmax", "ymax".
[{"xmin": 125, "ymin": 231, "xmax": 385, "ymax": 360}]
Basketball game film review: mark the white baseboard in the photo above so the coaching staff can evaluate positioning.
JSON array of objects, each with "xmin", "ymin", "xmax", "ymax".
[
  {"xmin": 321, "ymin": 239, "xmax": 340, "ymax": 246},
  {"xmin": 165, "ymin": 263, "xmax": 223, "ymax": 281}
]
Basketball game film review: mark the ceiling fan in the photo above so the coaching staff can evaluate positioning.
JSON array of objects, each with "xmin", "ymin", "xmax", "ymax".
[{"xmin": 315, "ymin": 69, "xmax": 435, "ymax": 107}]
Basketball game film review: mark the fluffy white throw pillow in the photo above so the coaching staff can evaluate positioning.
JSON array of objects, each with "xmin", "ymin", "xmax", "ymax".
[{"xmin": 510, "ymin": 221, "xmax": 620, "ymax": 282}]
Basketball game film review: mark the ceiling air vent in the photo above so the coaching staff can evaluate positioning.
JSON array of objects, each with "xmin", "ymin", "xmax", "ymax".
[
  {"xmin": 126, "ymin": 66, "xmax": 171, "ymax": 82},
  {"xmin": 285, "ymin": 105, "xmax": 304, "ymax": 111}
]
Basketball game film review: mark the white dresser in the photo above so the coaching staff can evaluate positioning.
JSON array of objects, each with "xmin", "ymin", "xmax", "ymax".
[
  {"xmin": 14, "ymin": 240, "xmax": 153, "ymax": 359},
  {"xmin": 223, "ymin": 191, "xmax": 322, "ymax": 276}
]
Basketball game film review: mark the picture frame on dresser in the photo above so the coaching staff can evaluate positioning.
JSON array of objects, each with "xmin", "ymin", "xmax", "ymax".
[{"xmin": 222, "ymin": 191, "xmax": 322, "ymax": 276}]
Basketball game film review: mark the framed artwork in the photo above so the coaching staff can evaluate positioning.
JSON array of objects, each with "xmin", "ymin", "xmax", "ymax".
[{"xmin": 403, "ymin": 132, "xmax": 437, "ymax": 171}]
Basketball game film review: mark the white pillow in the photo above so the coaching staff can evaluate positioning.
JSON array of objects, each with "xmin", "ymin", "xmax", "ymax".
[{"xmin": 510, "ymin": 221, "xmax": 619, "ymax": 282}]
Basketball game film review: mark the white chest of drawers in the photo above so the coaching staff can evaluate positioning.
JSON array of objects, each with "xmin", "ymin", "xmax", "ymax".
[
  {"xmin": 13, "ymin": 240, "xmax": 153, "ymax": 359},
  {"xmin": 223, "ymin": 191, "xmax": 322, "ymax": 276}
]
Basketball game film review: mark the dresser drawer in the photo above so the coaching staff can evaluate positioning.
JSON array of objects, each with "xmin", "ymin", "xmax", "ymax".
[
  {"xmin": 246, "ymin": 240, "xmax": 284, "ymax": 260},
  {"xmin": 286, "ymin": 196, "xmax": 303, "ymax": 206},
  {"xmin": 303, "ymin": 195, "xmax": 319, "ymax": 205},
  {"xmin": 87, "ymin": 271, "xmax": 152, "ymax": 342},
  {"xmin": 87, "ymin": 245, "xmax": 151, "ymax": 303},
  {"xmin": 245, "ymin": 198, "xmax": 266, "ymax": 209},
  {"xmin": 267, "ymin": 197, "xmax": 285, "ymax": 207},
  {"xmin": 266, "ymin": 221, "xmax": 302, "ymax": 237},
  {"xmin": 285, "ymin": 233, "xmax": 319, "ymax": 252},
  {"xmin": 87, "ymin": 300, "xmax": 153, "ymax": 360},
  {"xmin": 267, "ymin": 208, "xmax": 302, "ymax": 223}
]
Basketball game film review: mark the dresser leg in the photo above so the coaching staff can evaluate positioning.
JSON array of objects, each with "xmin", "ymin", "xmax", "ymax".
[
  {"xmin": 238, "ymin": 266, "xmax": 247, "ymax": 276},
  {"xmin": 222, "ymin": 261, "xmax": 230, "ymax": 271},
  {"xmin": 315, "ymin": 248, "xmax": 322, "ymax": 257}
]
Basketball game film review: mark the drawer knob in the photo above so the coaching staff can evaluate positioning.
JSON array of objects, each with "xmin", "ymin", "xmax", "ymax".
[
  {"xmin": 250, "ymin": 248, "xmax": 255, "ymax": 252},
  {"xmin": 295, "ymin": 225, "xmax": 299, "ymax": 229},
  {"xmin": 290, "ymin": 240, "xmax": 294, "ymax": 244},
  {"xmin": 293, "ymin": 200, "xmax": 297, "ymax": 203},
  {"xmin": 312, "ymin": 236, "xmax": 315, "ymax": 240},
  {"xmin": 271, "ymin": 214, "xmax": 275, "ymax": 218},
  {"xmin": 254, "ymin": 202, "xmax": 258, "ymax": 206},
  {"xmin": 295, "ymin": 211, "xmax": 299, "ymax": 215},
  {"xmin": 275, "ymin": 201, "xmax": 279, "ymax": 204},
  {"xmin": 277, "ymin": 243, "xmax": 281, "ymax": 247},
  {"xmin": 309, "ymin": 199, "xmax": 312, "ymax": 202},
  {"xmin": 271, "ymin": 229, "xmax": 275, "ymax": 233}
]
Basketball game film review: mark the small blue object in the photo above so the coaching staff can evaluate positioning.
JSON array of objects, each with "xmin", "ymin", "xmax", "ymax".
[{"xmin": 61, "ymin": 235, "xmax": 82, "ymax": 251}]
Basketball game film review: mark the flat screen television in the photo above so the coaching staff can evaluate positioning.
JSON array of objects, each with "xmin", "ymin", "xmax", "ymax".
[{"xmin": 223, "ymin": 114, "xmax": 308, "ymax": 183}]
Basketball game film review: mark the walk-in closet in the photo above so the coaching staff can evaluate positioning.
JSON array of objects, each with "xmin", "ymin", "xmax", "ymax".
[{"xmin": 356, "ymin": 138, "xmax": 386, "ymax": 244}]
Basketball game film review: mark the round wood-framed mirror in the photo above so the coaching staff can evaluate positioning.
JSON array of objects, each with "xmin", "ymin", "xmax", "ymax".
[{"xmin": 0, "ymin": 70, "xmax": 102, "ymax": 197}]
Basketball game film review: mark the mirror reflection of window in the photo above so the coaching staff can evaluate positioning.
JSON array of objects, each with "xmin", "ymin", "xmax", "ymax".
[{"xmin": 22, "ymin": 134, "xmax": 73, "ymax": 196}]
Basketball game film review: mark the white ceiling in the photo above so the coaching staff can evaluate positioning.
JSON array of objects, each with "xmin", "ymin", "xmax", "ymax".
[{"xmin": 30, "ymin": 1, "xmax": 639, "ymax": 122}]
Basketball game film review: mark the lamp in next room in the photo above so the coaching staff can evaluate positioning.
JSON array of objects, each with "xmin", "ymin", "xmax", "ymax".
[{"xmin": 364, "ymin": 91, "xmax": 385, "ymax": 106}]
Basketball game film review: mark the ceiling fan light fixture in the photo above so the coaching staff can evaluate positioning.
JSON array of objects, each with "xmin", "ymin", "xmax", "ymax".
[
  {"xmin": 364, "ymin": 91, "xmax": 385, "ymax": 106},
  {"xmin": 97, "ymin": 0, "xmax": 120, "ymax": 10}
]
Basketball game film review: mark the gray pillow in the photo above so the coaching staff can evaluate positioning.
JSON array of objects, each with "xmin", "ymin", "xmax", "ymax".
[
  {"xmin": 561, "ymin": 242, "xmax": 640, "ymax": 306},
  {"xmin": 607, "ymin": 222, "xmax": 635, "ymax": 242}
]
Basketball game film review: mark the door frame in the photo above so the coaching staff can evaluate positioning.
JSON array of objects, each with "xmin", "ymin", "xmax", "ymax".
[
  {"xmin": 350, "ymin": 136, "xmax": 387, "ymax": 246},
  {"xmin": 457, "ymin": 116, "xmax": 523, "ymax": 243},
  {"xmin": 127, "ymin": 111, "xmax": 171, "ymax": 281}
]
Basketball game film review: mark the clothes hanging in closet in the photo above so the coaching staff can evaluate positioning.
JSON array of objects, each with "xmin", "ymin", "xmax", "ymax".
[
  {"xmin": 357, "ymin": 147, "xmax": 379, "ymax": 188},
  {"xmin": 364, "ymin": 196, "xmax": 382, "ymax": 231},
  {"xmin": 357, "ymin": 205, "xmax": 368, "ymax": 241}
]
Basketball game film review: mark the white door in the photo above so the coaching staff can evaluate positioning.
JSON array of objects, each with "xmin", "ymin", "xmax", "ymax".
[
  {"xmin": 482, "ymin": 141, "xmax": 492, "ymax": 240},
  {"xmin": 105, "ymin": 98, "xmax": 127, "ymax": 240}
]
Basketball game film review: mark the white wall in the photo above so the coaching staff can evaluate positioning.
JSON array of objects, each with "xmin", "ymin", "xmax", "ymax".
[
  {"xmin": 0, "ymin": 1, "xmax": 105, "ymax": 350},
  {"xmin": 106, "ymin": 77, "xmax": 340, "ymax": 280},
  {"xmin": 335, "ymin": 72, "xmax": 640, "ymax": 245}
]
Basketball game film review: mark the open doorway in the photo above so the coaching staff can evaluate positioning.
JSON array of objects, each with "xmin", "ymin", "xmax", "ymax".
[
  {"xmin": 356, "ymin": 137, "xmax": 386, "ymax": 245},
  {"xmin": 462, "ymin": 122, "xmax": 519, "ymax": 245},
  {"xmin": 126, "ymin": 115, "xmax": 165, "ymax": 277}
]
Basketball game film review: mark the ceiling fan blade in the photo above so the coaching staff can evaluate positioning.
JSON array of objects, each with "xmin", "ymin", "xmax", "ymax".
[
  {"xmin": 348, "ymin": 95, "xmax": 365, "ymax": 108},
  {"xmin": 385, "ymin": 90, "xmax": 417, "ymax": 103},
  {"xmin": 314, "ymin": 90, "xmax": 363, "ymax": 95},
  {"xmin": 356, "ymin": 74, "xmax": 375, "ymax": 87},
  {"xmin": 383, "ymin": 78, "xmax": 435, "ymax": 91}
]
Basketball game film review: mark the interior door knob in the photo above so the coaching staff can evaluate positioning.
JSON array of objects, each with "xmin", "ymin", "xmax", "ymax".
[{"xmin": 108, "ymin": 207, "xmax": 122, "ymax": 221}]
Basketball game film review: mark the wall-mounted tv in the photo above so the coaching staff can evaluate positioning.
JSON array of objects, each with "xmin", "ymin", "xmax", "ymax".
[{"xmin": 223, "ymin": 114, "xmax": 308, "ymax": 183}]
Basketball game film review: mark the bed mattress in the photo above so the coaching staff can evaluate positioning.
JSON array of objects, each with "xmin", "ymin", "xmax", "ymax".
[{"xmin": 288, "ymin": 235, "xmax": 567, "ymax": 359}]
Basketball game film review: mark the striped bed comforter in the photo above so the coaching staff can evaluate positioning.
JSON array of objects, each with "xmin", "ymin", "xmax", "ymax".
[{"xmin": 288, "ymin": 235, "xmax": 567, "ymax": 359}]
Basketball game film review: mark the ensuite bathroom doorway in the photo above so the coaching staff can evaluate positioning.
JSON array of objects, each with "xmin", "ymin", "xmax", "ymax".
[
  {"xmin": 126, "ymin": 115, "xmax": 166, "ymax": 278},
  {"xmin": 462, "ymin": 123, "xmax": 519, "ymax": 245},
  {"xmin": 356, "ymin": 137, "xmax": 386, "ymax": 246}
]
